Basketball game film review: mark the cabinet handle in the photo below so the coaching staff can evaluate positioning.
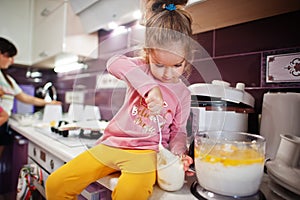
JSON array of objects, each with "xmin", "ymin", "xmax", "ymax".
[
  {"xmin": 41, "ymin": 8, "xmax": 51, "ymax": 16},
  {"xmin": 14, "ymin": 135, "xmax": 28, "ymax": 144},
  {"xmin": 50, "ymin": 159, "xmax": 54, "ymax": 170},
  {"xmin": 40, "ymin": 1, "xmax": 66, "ymax": 17},
  {"xmin": 39, "ymin": 51, "xmax": 48, "ymax": 57},
  {"xmin": 18, "ymin": 139, "xmax": 28, "ymax": 145}
]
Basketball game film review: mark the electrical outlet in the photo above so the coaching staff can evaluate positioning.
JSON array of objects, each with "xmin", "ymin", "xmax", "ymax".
[
  {"xmin": 96, "ymin": 74, "xmax": 126, "ymax": 89},
  {"xmin": 65, "ymin": 91, "xmax": 85, "ymax": 104}
]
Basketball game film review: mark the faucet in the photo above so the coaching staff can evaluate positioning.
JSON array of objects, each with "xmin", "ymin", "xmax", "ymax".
[{"xmin": 37, "ymin": 82, "xmax": 57, "ymax": 102}]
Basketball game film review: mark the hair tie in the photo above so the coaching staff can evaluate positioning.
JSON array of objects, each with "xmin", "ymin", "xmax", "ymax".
[{"xmin": 164, "ymin": 4, "xmax": 176, "ymax": 11}]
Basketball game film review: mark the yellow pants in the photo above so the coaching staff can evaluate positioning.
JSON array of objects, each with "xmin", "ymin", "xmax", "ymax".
[{"xmin": 45, "ymin": 144, "xmax": 157, "ymax": 200}]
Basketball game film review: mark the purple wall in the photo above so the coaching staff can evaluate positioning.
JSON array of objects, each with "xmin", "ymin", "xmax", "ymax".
[
  {"xmin": 9, "ymin": 10, "xmax": 300, "ymax": 130},
  {"xmin": 187, "ymin": 10, "xmax": 300, "ymax": 132}
]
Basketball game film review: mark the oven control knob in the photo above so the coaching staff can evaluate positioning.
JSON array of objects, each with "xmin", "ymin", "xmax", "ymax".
[{"xmin": 50, "ymin": 159, "xmax": 54, "ymax": 170}]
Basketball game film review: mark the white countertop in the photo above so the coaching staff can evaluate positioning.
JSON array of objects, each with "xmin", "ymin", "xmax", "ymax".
[
  {"xmin": 9, "ymin": 119, "xmax": 86, "ymax": 162},
  {"xmin": 8, "ymin": 118, "xmax": 198, "ymax": 199}
]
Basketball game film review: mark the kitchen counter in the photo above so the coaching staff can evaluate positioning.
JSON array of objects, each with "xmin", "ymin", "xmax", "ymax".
[
  {"xmin": 8, "ymin": 118, "xmax": 198, "ymax": 199},
  {"xmin": 9, "ymin": 119, "xmax": 86, "ymax": 162},
  {"xmin": 8, "ymin": 118, "xmax": 292, "ymax": 200}
]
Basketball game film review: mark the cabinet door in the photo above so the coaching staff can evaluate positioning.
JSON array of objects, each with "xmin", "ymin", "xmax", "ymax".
[
  {"xmin": 32, "ymin": 0, "xmax": 66, "ymax": 64},
  {"xmin": 0, "ymin": 0, "xmax": 32, "ymax": 65}
]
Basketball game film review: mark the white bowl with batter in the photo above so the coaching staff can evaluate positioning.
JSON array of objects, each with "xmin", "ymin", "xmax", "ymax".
[{"xmin": 194, "ymin": 131, "xmax": 266, "ymax": 197}]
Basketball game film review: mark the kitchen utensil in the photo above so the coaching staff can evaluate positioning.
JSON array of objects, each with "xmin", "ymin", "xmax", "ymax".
[
  {"xmin": 51, "ymin": 120, "xmax": 69, "ymax": 137},
  {"xmin": 268, "ymin": 178, "xmax": 300, "ymax": 200},
  {"xmin": 188, "ymin": 80, "xmax": 254, "ymax": 134},
  {"xmin": 266, "ymin": 134, "xmax": 300, "ymax": 195},
  {"xmin": 194, "ymin": 131, "xmax": 266, "ymax": 197},
  {"xmin": 11, "ymin": 113, "xmax": 39, "ymax": 126},
  {"xmin": 266, "ymin": 161, "xmax": 300, "ymax": 195},
  {"xmin": 156, "ymin": 115, "xmax": 185, "ymax": 192},
  {"xmin": 260, "ymin": 92, "xmax": 300, "ymax": 160},
  {"xmin": 190, "ymin": 181, "xmax": 266, "ymax": 200},
  {"xmin": 83, "ymin": 105, "xmax": 101, "ymax": 121},
  {"xmin": 57, "ymin": 120, "xmax": 108, "ymax": 132},
  {"xmin": 42, "ymin": 104, "xmax": 63, "ymax": 123},
  {"xmin": 275, "ymin": 134, "xmax": 300, "ymax": 168},
  {"xmin": 68, "ymin": 103, "xmax": 84, "ymax": 121}
]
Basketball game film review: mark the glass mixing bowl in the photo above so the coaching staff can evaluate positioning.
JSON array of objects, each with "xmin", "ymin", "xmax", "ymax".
[{"xmin": 194, "ymin": 131, "xmax": 266, "ymax": 197}]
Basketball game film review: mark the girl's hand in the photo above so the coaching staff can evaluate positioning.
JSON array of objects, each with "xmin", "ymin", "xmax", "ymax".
[
  {"xmin": 181, "ymin": 154, "xmax": 194, "ymax": 176},
  {"xmin": 145, "ymin": 86, "xmax": 164, "ymax": 115},
  {"xmin": 48, "ymin": 100, "xmax": 62, "ymax": 105},
  {"xmin": 0, "ymin": 89, "xmax": 5, "ymax": 97}
]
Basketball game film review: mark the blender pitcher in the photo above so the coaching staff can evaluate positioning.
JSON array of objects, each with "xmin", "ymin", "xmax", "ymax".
[{"xmin": 194, "ymin": 131, "xmax": 266, "ymax": 197}]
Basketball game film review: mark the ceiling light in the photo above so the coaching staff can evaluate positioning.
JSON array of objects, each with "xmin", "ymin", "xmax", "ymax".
[
  {"xmin": 108, "ymin": 21, "xmax": 118, "ymax": 30},
  {"xmin": 54, "ymin": 54, "xmax": 78, "ymax": 66},
  {"xmin": 54, "ymin": 54, "xmax": 87, "ymax": 73},
  {"xmin": 112, "ymin": 26, "xmax": 128, "ymax": 36},
  {"xmin": 54, "ymin": 62, "xmax": 87, "ymax": 73},
  {"xmin": 133, "ymin": 10, "xmax": 142, "ymax": 20}
]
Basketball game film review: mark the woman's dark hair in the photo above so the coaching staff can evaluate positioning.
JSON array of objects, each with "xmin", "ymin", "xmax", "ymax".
[
  {"xmin": 0, "ymin": 37, "xmax": 18, "ymax": 88},
  {"xmin": 0, "ymin": 37, "xmax": 17, "ymax": 57}
]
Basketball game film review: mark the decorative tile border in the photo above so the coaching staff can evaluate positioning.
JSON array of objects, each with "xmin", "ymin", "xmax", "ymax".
[
  {"xmin": 266, "ymin": 52, "xmax": 300, "ymax": 82},
  {"xmin": 262, "ymin": 47, "xmax": 300, "ymax": 87}
]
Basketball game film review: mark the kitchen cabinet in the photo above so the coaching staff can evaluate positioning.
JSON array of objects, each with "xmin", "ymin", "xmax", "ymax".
[
  {"xmin": 0, "ymin": 0, "xmax": 33, "ymax": 65},
  {"xmin": 99, "ymin": 24, "xmax": 145, "ymax": 60},
  {"xmin": 0, "ymin": 128, "xmax": 28, "ymax": 198},
  {"xmin": 69, "ymin": 0, "xmax": 140, "ymax": 33},
  {"xmin": 32, "ymin": 0, "xmax": 98, "ymax": 68},
  {"xmin": 69, "ymin": 0, "xmax": 99, "ymax": 14},
  {"xmin": 186, "ymin": 0, "xmax": 300, "ymax": 34}
]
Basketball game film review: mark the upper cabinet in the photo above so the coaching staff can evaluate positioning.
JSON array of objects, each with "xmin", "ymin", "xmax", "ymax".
[
  {"xmin": 0, "ymin": 0, "xmax": 33, "ymax": 65},
  {"xmin": 69, "ymin": 0, "xmax": 140, "ymax": 33},
  {"xmin": 32, "ymin": 0, "xmax": 98, "ymax": 68},
  {"xmin": 98, "ymin": 24, "xmax": 145, "ymax": 60},
  {"xmin": 2, "ymin": 0, "xmax": 299, "ymax": 68},
  {"xmin": 186, "ymin": 0, "xmax": 300, "ymax": 34},
  {"xmin": 68, "ymin": 0, "xmax": 99, "ymax": 14}
]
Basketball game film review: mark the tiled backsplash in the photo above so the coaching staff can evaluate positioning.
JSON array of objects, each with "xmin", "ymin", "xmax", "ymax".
[
  {"xmin": 9, "ymin": 10, "xmax": 300, "ymax": 132},
  {"xmin": 187, "ymin": 10, "xmax": 300, "ymax": 133}
]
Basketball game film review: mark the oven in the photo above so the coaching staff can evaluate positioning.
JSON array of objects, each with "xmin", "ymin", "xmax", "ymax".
[
  {"xmin": 24, "ymin": 141, "xmax": 110, "ymax": 200},
  {"xmin": 21, "ymin": 141, "xmax": 65, "ymax": 199}
]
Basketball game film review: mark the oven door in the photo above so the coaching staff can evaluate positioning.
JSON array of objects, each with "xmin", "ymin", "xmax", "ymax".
[{"xmin": 25, "ymin": 142, "xmax": 111, "ymax": 200}]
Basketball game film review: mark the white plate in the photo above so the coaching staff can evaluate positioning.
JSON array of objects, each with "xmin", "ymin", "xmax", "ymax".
[{"xmin": 266, "ymin": 160, "xmax": 300, "ymax": 195}]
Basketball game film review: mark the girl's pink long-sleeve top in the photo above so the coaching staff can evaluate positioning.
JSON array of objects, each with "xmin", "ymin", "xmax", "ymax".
[{"xmin": 97, "ymin": 56, "xmax": 191, "ymax": 155}]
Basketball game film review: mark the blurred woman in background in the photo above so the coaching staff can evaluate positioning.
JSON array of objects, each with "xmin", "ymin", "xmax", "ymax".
[{"xmin": 0, "ymin": 37, "xmax": 61, "ymax": 159}]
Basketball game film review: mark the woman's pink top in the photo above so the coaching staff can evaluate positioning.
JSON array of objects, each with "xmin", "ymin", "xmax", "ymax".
[{"xmin": 97, "ymin": 56, "xmax": 191, "ymax": 155}]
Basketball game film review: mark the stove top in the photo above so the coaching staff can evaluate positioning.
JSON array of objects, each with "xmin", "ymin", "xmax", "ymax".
[
  {"xmin": 34, "ymin": 125, "xmax": 101, "ymax": 148},
  {"xmin": 190, "ymin": 181, "xmax": 266, "ymax": 200}
]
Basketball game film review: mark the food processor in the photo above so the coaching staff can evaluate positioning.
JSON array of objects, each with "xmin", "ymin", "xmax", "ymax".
[
  {"xmin": 188, "ymin": 80, "xmax": 255, "ymax": 134},
  {"xmin": 191, "ymin": 131, "xmax": 266, "ymax": 200}
]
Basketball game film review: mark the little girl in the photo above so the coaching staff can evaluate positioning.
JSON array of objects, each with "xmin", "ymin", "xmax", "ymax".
[{"xmin": 46, "ymin": 1, "xmax": 194, "ymax": 199}]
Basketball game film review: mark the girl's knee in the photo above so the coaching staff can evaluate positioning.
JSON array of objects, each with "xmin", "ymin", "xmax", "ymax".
[
  {"xmin": 45, "ymin": 172, "xmax": 60, "ymax": 193},
  {"xmin": 112, "ymin": 172, "xmax": 156, "ymax": 200},
  {"xmin": 45, "ymin": 173, "xmax": 57, "ymax": 199}
]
